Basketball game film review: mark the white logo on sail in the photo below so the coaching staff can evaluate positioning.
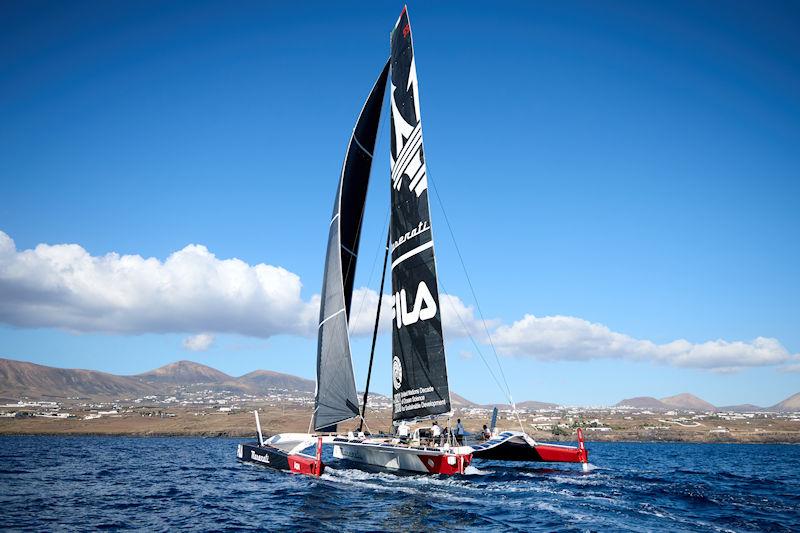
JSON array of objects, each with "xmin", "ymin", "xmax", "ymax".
[
  {"xmin": 391, "ymin": 281, "xmax": 437, "ymax": 329},
  {"xmin": 391, "ymin": 220, "xmax": 430, "ymax": 252},
  {"xmin": 390, "ymin": 80, "xmax": 427, "ymax": 198},
  {"xmin": 392, "ymin": 356, "xmax": 403, "ymax": 390}
]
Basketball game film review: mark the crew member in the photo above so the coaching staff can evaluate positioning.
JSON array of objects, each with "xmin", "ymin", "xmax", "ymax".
[
  {"xmin": 397, "ymin": 421, "xmax": 410, "ymax": 442},
  {"xmin": 431, "ymin": 421, "xmax": 441, "ymax": 446},
  {"xmin": 482, "ymin": 424, "xmax": 492, "ymax": 440},
  {"xmin": 455, "ymin": 418, "xmax": 465, "ymax": 445}
]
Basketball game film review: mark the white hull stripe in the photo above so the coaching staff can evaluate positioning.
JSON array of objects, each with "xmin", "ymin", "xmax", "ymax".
[
  {"xmin": 391, "ymin": 241, "xmax": 433, "ymax": 270},
  {"xmin": 330, "ymin": 213, "xmax": 340, "ymax": 226}
]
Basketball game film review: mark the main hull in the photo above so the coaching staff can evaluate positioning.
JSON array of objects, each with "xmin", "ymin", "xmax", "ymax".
[{"xmin": 332, "ymin": 437, "xmax": 471, "ymax": 475}]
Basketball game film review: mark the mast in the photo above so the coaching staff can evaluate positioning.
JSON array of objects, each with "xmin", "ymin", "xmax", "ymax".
[
  {"xmin": 388, "ymin": 7, "xmax": 452, "ymax": 425},
  {"xmin": 358, "ymin": 231, "xmax": 390, "ymax": 433},
  {"xmin": 313, "ymin": 60, "xmax": 390, "ymax": 432}
]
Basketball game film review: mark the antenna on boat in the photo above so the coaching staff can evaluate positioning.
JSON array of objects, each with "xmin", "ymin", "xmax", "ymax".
[
  {"xmin": 253, "ymin": 410, "xmax": 265, "ymax": 446},
  {"xmin": 359, "ymin": 230, "xmax": 391, "ymax": 433}
]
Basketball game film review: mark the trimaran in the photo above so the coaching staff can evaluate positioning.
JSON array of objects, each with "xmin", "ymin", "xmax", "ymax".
[{"xmin": 237, "ymin": 6, "xmax": 589, "ymax": 477}]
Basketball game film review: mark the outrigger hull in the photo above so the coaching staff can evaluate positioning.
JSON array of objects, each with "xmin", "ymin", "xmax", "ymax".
[
  {"xmin": 470, "ymin": 430, "xmax": 589, "ymax": 467},
  {"xmin": 332, "ymin": 438, "xmax": 472, "ymax": 475},
  {"xmin": 237, "ymin": 441, "xmax": 324, "ymax": 476}
]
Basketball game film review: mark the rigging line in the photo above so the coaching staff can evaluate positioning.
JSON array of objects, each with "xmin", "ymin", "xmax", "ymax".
[
  {"xmin": 349, "ymin": 207, "xmax": 390, "ymax": 335},
  {"xmin": 427, "ymin": 167, "xmax": 527, "ymax": 435},
  {"xmin": 359, "ymin": 230, "xmax": 390, "ymax": 433},
  {"xmin": 438, "ymin": 277, "xmax": 506, "ymax": 403},
  {"xmin": 426, "ymin": 171, "xmax": 514, "ymax": 402}
]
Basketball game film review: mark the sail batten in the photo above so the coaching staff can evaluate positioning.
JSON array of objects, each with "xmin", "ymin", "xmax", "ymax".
[
  {"xmin": 389, "ymin": 8, "xmax": 452, "ymax": 424},
  {"xmin": 313, "ymin": 60, "xmax": 390, "ymax": 432}
]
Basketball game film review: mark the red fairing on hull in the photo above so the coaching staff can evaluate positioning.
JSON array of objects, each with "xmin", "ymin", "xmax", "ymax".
[
  {"xmin": 288, "ymin": 437, "xmax": 325, "ymax": 476},
  {"xmin": 533, "ymin": 428, "xmax": 588, "ymax": 464},
  {"xmin": 287, "ymin": 453, "xmax": 324, "ymax": 476},
  {"xmin": 418, "ymin": 453, "xmax": 472, "ymax": 475},
  {"xmin": 532, "ymin": 445, "xmax": 584, "ymax": 463}
]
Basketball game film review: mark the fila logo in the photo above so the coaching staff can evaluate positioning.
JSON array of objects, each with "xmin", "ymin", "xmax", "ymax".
[{"xmin": 392, "ymin": 281, "xmax": 437, "ymax": 329}]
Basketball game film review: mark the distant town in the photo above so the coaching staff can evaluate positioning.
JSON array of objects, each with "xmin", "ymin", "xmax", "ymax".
[{"xmin": 1, "ymin": 358, "xmax": 798, "ymax": 443}]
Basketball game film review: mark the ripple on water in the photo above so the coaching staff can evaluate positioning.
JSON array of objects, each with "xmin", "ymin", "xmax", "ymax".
[{"xmin": 0, "ymin": 437, "xmax": 798, "ymax": 532}]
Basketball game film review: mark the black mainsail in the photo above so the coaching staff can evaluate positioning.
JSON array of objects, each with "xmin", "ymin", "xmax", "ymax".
[
  {"xmin": 389, "ymin": 8, "xmax": 451, "ymax": 424},
  {"xmin": 313, "ymin": 60, "xmax": 390, "ymax": 432}
]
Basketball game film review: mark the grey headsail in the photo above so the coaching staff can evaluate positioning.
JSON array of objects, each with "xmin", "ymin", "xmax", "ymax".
[
  {"xmin": 313, "ymin": 60, "xmax": 390, "ymax": 432},
  {"xmin": 389, "ymin": 7, "xmax": 451, "ymax": 424}
]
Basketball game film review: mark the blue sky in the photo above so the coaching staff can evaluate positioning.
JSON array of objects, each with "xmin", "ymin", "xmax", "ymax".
[{"xmin": 1, "ymin": 1, "xmax": 798, "ymax": 406}]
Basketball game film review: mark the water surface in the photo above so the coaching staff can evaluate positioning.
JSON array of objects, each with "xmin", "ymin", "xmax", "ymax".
[{"xmin": 1, "ymin": 437, "xmax": 798, "ymax": 531}]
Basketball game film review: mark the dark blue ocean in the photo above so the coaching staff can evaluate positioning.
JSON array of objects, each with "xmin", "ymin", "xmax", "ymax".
[{"xmin": 1, "ymin": 437, "xmax": 798, "ymax": 531}]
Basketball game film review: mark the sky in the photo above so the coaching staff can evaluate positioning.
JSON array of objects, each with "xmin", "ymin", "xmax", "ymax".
[{"xmin": 1, "ymin": 1, "xmax": 799, "ymax": 407}]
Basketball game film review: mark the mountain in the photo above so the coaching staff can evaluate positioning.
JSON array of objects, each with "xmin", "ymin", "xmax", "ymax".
[
  {"xmin": 450, "ymin": 392, "xmax": 478, "ymax": 408},
  {"xmin": 660, "ymin": 393, "xmax": 717, "ymax": 412},
  {"xmin": 615, "ymin": 396, "xmax": 669, "ymax": 410},
  {"xmin": 448, "ymin": 393, "xmax": 559, "ymax": 411},
  {"xmin": 770, "ymin": 392, "xmax": 800, "ymax": 412},
  {"xmin": 717, "ymin": 404, "xmax": 764, "ymax": 413},
  {"xmin": 238, "ymin": 370, "xmax": 314, "ymax": 393},
  {"xmin": 0, "ymin": 358, "xmax": 156, "ymax": 399},
  {"xmin": 136, "ymin": 360, "xmax": 232, "ymax": 384},
  {"xmin": 0, "ymin": 357, "xmax": 316, "ymax": 400}
]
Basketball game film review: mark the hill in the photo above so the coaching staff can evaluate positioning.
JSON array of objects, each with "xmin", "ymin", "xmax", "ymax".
[
  {"xmin": 616, "ymin": 396, "xmax": 668, "ymax": 410},
  {"xmin": 660, "ymin": 393, "xmax": 717, "ymax": 412},
  {"xmin": 770, "ymin": 392, "xmax": 800, "ymax": 412},
  {"xmin": 0, "ymin": 357, "xmax": 317, "ymax": 400},
  {"xmin": 0, "ymin": 358, "xmax": 156, "ymax": 399},
  {"xmin": 136, "ymin": 360, "xmax": 232, "ymax": 384},
  {"xmin": 237, "ymin": 370, "xmax": 314, "ymax": 393},
  {"xmin": 718, "ymin": 404, "xmax": 764, "ymax": 412},
  {"xmin": 450, "ymin": 392, "xmax": 478, "ymax": 408}
]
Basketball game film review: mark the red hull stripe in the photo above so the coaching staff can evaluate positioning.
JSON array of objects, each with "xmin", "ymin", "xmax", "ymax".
[{"xmin": 418, "ymin": 452, "xmax": 472, "ymax": 475}]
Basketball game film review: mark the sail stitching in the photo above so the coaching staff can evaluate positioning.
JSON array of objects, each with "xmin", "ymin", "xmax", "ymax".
[
  {"xmin": 352, "ymin": 135, "xmax": 374, "ymax": 158},
  {"xmin": 341, "ymin": 243, "xmax": 358, "ymax": 258},
  {"xmin": 318, "ymin": 308, "xmax": 346, "ymax": 328}
]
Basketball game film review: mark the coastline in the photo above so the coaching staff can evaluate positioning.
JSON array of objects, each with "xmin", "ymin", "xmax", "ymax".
[{"xmin": 2, "ymin": 410, "xmax": 798, "ymax": 444}]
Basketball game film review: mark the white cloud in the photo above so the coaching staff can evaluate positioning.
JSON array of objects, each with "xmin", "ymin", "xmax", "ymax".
[
  {"xmin": 439, "ymin": 293, "xmax": 498, "ymax": 339},
  {"xmin": 778, "ymin": 363, "xmax": 800, "ymax": 373},
  {"xmin": 458, "ymin": 350, "xmax": 474, "ymax": 360},
  {"xmin": 346, "ymin": 287, "xmax": 493, "ymax": 340},
  {"xmin": 492, "ymin": 314, "xmax": 795, "ymax": 370},
  {"xmin": 0, "ymin": 231, "xmax": 316, "ymax": 338},
  {"xmin": 1, "ymin": 230, "xmax": 795, "ymax": 372},
  {"xmin": 183, "ymin": 333, "xmax": 215, "ymax": 351},
  {"xmin": 348, "ymin": 287, "xmax": 393, "ymax": 337}
]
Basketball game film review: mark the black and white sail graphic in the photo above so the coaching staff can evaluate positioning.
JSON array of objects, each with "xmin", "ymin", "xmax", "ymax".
[
  {"xmin": 314, "ymin": 60, "xmax": 390, "ymax": 432},
  {"xmin": 389, "ymin": 8, "xmax": 451, "ymax": 423}
]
